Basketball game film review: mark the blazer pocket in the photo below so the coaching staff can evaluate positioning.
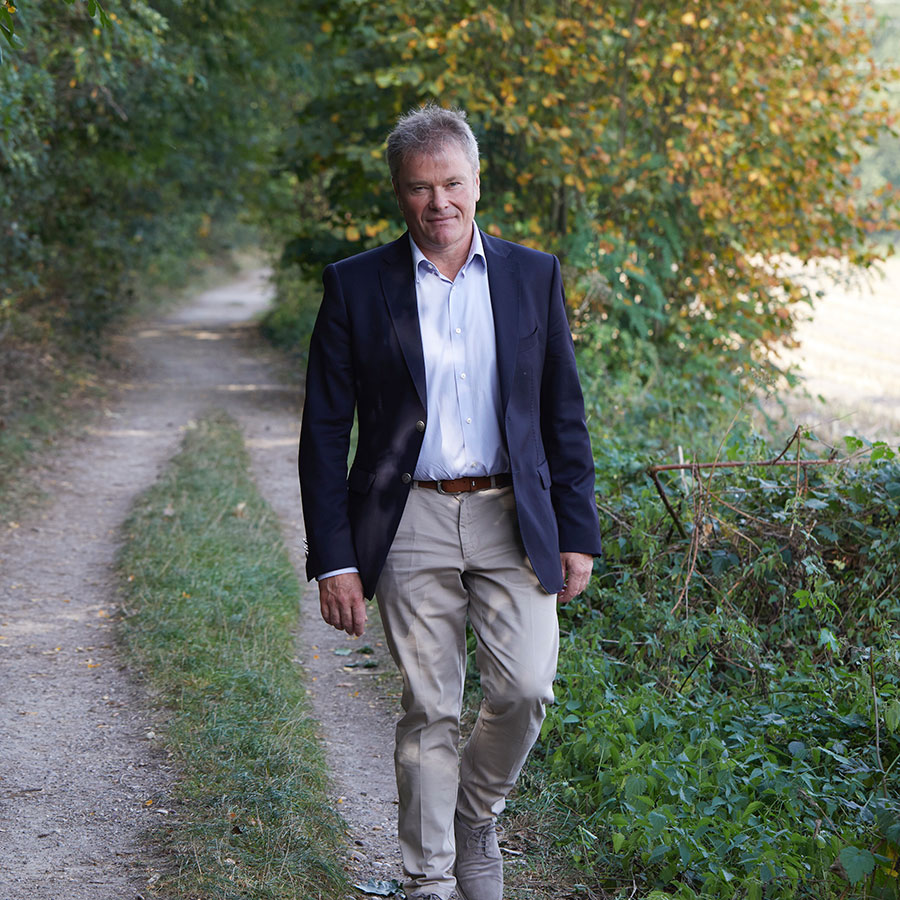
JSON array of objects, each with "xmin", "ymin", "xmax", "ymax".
[
  {"xmin": 537, "ymin": 459, "xmax": 552, "ymax": 490},
  {"xmin": 347, "ymin": 465, "xmax": 376, "ymax": 494},
  {"xmin": 517, "ymin": 325, "xmax": 540, "ymax": 353}
]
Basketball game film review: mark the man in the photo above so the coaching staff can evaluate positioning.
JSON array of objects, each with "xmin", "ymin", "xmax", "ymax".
[{"xmin": 299, "ymin": 104, "xmax": 602, "ymax": 900}]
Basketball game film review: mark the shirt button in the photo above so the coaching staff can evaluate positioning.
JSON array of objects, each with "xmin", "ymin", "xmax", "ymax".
[
  {"xmin": 460, "ymin": 373, "xmax": 466, "ymax": 379},
  {"xmin": 401, "ymin": 473, "xmax": 412, "ymax": 484},
  {"xmin": 455, "ymin": 328, "xmax": 461, "ymax": 334},
  {"xmin": 415, "ymin": 420, "xmax": 426, "ymax": 432},
  {"xmin": 466, "ymin": 417, "xmax": 472, "ymax": 424}
]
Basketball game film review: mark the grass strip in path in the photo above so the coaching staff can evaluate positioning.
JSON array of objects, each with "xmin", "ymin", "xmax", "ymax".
[{"xmin": 117, "ymin": 410, "xmax": 349, "ymax": 900}]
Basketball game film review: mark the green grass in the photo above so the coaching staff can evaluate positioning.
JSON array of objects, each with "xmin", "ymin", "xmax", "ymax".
[{"xmin": 117, "ymin": 410, "xmax": 349, "ymax": 899}]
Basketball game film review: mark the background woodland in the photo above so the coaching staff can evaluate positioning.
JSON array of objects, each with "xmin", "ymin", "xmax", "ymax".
[{"xmin": 2, "ymin": 2, "xmax": 900, "ymax": 897}]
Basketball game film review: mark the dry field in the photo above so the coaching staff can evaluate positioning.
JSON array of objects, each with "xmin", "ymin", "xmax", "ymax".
[{"xmin": 772, "ymin": 253, "xmax": 900, "ymax": 445}]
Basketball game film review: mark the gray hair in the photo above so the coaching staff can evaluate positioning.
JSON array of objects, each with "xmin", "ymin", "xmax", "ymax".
[{"xmin": 386, "ymin": 104, "xmax": 479, "ymax": 182}]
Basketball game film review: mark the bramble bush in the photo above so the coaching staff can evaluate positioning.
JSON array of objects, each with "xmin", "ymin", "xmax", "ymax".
[{"xmin": 534, "ymin": 352, "xmax": 900, "ymax": 899}]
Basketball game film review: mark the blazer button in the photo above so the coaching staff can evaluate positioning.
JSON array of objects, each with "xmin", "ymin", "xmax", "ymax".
[
  {"xmin": 416, "ymin": 420, "xmax": 426, "ymax": 432},
  {"xmin": 401, "ymin": 473, "xmax": 412, "ymax": 484}
]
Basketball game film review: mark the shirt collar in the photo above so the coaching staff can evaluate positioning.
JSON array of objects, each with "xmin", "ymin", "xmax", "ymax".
[{"xmin": 410, "ymin": 223, "xmax": 486, "ymax": 283}]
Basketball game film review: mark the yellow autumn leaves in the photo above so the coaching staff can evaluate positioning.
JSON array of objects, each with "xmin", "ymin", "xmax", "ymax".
[
  {"xmin": 345, "ymin": 220, "xmax": 392, "ymax": 242},
  {"xmin": 679, "ymin": 11, "xmax": 712, "ymax": 28}
]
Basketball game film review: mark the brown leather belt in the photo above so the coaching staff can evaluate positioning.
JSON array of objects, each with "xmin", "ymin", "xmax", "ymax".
[{"xmin": 414, "ymin": 473, "xmax": 513, "ymax": 494}]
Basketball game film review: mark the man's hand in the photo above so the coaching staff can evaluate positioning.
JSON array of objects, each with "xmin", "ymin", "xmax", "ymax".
[
  {"xmin": 318, "ymin": 572, "xmax": 367, "ymax": 636},
  {"xmin": 557, "ymin": 552, "xmax": 593, "ymax": 604}
]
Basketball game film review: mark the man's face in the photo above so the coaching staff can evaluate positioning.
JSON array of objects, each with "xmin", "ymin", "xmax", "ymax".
[{"xmin": 393, "ymin": 141, "xmax": 480, "ymax": 259}]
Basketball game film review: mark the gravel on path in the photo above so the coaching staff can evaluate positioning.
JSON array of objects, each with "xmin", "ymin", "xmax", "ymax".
[{"xmin": 0, "ymin": 267, "xmax": 402, "ymax": 899}]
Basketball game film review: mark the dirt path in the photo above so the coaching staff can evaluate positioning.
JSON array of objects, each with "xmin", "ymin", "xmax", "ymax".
[
  {"xmin": 3, "ymin": 252, "xmax": 891, "ymax": 899},
  {"xmin": 0, "ymin": 268, "xmax": 401, "ymax": 898}
]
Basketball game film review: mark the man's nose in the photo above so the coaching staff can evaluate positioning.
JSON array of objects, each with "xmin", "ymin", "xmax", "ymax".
[{"xmin": 429, "ymin": 188, "xmax": 449, "ymax": 208}]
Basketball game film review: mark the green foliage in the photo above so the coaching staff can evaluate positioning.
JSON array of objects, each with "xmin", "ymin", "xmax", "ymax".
[
  {"xmin": 273, "ymin": 0, "xmax": 899, "ymax": 392},
  {"xmin": 258, "ymin": 265, "xmax": 322, "ymax": 361},
  {"xmin": 118, "ymin": 411, "xmax": 349, "ymax": 899},
  {"xmin": 529, "ymin": 354, "xmax": 900, "ymax": 898},
  {"xmin": 0, "ymin": 0, "xmax": 311, "ymax": 346},
  {"xmin": 2, "ymin": 0, "xmax": 110, "ymax": 53},
  {"xmin": 858, "ymin": 1, "xmax": 900, "ymax": 218}
]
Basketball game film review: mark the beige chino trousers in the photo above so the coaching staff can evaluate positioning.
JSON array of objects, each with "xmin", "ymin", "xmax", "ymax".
[{"xmin": 375, "ymin": 485, "xmax": 559, "ymax": 898}]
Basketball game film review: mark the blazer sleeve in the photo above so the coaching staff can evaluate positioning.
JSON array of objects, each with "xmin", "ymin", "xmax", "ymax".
[
  {"xmin": 298, "ymin": 264, "xmax": 359, "ymax": 580},
  {"xmin": 539, "ymin": 257, "xmax": 603, "ymax": 556}
]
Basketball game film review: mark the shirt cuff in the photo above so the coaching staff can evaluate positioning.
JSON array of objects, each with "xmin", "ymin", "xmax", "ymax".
[{"xmin": 317, "ymin": 567, "xmax": 359, "ymax": 581}]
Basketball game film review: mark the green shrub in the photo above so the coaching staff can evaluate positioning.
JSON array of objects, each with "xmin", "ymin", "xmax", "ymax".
[
  {"xmin": 259, "ymin": 265, "xmax": 322, "ymax": 359},
  {"xmin": 532, "ymin": 355, "xmax": 900, "ymax": 899}
]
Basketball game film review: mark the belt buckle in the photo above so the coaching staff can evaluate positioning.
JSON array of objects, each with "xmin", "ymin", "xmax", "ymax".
[{"xmin": 435, "ymin": 479, "xmax": 450, "ymax": 495}]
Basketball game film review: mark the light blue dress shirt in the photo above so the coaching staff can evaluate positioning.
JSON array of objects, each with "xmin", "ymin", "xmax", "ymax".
[{"xmin": 411, "ymin": 225, "xmax": 509, "ymax": 481}]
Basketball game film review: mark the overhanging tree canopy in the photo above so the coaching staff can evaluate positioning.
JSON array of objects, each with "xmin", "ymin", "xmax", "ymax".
[{"xmin": 283, "ymin": 0, "xmax": 899, "ymax": 385}]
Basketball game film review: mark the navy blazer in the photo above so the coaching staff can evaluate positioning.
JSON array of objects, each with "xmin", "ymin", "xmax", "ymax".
[{"xmin": 299, "ymin": 230, "xmax": 602, "ymax": 599}]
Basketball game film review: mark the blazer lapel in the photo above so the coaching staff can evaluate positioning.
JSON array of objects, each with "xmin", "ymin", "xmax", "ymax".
[
  {"xmin": 482, "ymin": 231, "xmax": 520, "ymax": 414},
  {"xmin": 380, "ymin": 235, "xmax": 427, "ymax": 409}
]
